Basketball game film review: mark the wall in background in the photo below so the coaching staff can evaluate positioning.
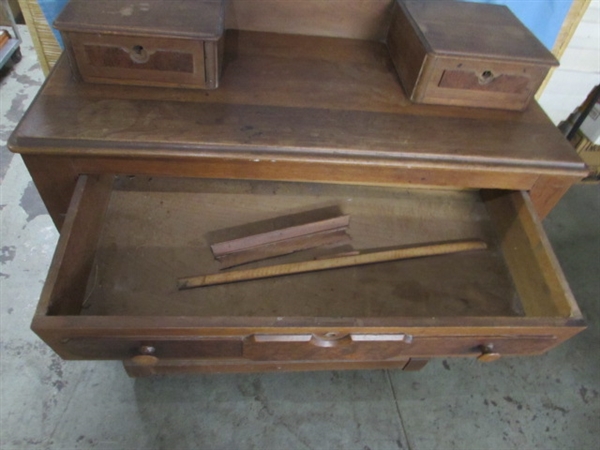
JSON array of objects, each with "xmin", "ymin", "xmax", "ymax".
[{"xmin": 539, "ymin": 0, "xmax": 600, "ymax": 124}]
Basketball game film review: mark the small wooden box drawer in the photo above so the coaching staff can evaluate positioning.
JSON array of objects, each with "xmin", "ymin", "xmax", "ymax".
[
  {"xmin": 386, "ymin": 0, "xmax": 558, "ymax": 110},
  {"xmin": 54, "ymin": 0, "xmax": 225, "ymax": 89},
  {"xmin": 60, "ymin": 32, "xmax": 223, "ymax": 89},
  {"xmin": 31, "ymin": 175, "xmax": 584, "ymax": 373}
]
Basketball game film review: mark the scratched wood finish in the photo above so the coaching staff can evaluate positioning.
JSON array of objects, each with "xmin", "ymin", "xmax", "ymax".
[
  {"xmin": 72, "ymin": 176, "xmax": 520, "ymax": 318},
  {"xmin": 10, "ymin": 36, "xmax": 583, "ymax": 173},
  {"xmin": 28, "ymin": 174, "xmax": 584, "ymax": 369},
  {"xmin": 387, "ymin": 0, "xmax": 558, "ymax": 110},
  {"xmin": 9, "ymin": 18, "xmax": 587, "ymax": 373},
  {"xmin": 9, "ymin": 32, "xmax": 586, "ymax": 223}
]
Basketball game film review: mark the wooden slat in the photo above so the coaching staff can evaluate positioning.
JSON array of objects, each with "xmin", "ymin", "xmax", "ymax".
[
  {"xmin": 211, "ymin": 215, "xmax": 350, "ymax": 256},
  {"xmin": 219, "ymin": 229, "xmax": 352, "ymax": 269},
  {"xmin": 179, "ymin": 240, "xmax": 488, "ymax": 289}
]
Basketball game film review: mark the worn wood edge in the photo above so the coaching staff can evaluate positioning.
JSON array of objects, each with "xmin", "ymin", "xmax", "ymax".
[
  {"xmin": 412, "ymin": 53, "xmax": 436, "ymax": 102},
  {"xmin": 31, "ymin": 314, "xmax": 585, "ymax": 336},
  {"xmin": 7, "ymin": 142, "xmax": 589, "ymax": 180},
  {"xmin": 211, "ymin": 215, "xmax": 350, "ymax": 256},
  {"xmin": 67, "ymin": 155, "xmax": 571, "ymax": 195},
  {"xmin": 123, "ymin": 358, "xmax": 412, "ymax": 377},
  {"xmin": 53, "ymin": 24, "xmax": 225, "ymax": 41},
  {"xmin": 536, "ymin": 0, "xmax": 592, "ymax": 98},
  {"xmin": 179, "ymin": 240, "xmax": 488, "ymax": 289},
  {"xmin": 483, "ymin": 190, "xmax": 583, "ymax": 320}
]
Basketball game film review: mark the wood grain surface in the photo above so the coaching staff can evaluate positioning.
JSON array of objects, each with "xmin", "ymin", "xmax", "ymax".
[{"xmin": 9, "ymin": 32, "xmax": 585, "ymax": 176}]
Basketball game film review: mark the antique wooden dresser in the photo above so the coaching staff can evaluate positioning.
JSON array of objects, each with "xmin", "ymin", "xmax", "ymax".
[{"xmin": 9, "ymin": 10, "xmax": 588, "ymax": 376}]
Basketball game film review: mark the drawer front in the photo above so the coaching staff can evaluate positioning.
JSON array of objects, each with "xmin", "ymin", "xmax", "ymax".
[
  {"xmin": 242, "ymin": 333, "xmax": 558, "ymax": 361},
  {"xmin": 61, "ymin": 337, "xmax": 243, "ymax": 361},
  {"xmin": 420, "ymin": 57, "xmax": 549, "ymax": 110},
  {"xmin": 243, "ymin": 333, "xmax": 413, "ymax": 361},
  {"xmin": 64, "ymin": 32, "xmax": 213, "ymax": 89},
  {"xmin": 56, "ymin": 333, "xmax": 558, "ymax": 363}
]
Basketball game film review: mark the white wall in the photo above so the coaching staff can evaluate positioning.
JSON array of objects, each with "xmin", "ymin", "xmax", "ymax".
[{"xmin": 539, "ymin": 0, "xmax": 600, "ymax": 124}]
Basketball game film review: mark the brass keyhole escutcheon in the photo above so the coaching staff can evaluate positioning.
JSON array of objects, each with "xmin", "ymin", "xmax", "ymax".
[
  {"xmin": 129, "ymin": 45, "xmax": 150, "ymax": 64},
  {"xmin": 478, "ymin": 70, "xmax": 495, "ymax": 85}
]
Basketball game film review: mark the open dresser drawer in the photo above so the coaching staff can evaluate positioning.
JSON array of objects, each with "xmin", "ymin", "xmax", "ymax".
[{"xmin": 32, "ymin": 175, "xmax": 585, "ymax": 376}]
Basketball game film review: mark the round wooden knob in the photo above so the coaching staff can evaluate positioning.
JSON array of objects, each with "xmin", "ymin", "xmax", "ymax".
[
  {"xmin": 131, "ymin": 345, "xmax": 158, "ymax": 366},
  {"xmin": 477, "ymin": 344, "xmax": 501, "ymax": 362}
]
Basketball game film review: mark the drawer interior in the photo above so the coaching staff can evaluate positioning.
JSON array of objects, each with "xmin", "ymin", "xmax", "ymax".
[{"xmin": 39, "ymin": 175, "xmax": 578, "ymax": 321}]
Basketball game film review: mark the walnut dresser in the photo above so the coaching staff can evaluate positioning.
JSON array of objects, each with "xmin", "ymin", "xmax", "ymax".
[{"xmin": 9, "ymin": 30, "xmax": 589, "ymax": 377}]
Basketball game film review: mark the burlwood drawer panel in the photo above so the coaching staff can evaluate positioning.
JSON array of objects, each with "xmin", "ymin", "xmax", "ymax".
[
  {"xmin": 64, "ymin": 32, "xmax": 210, "ymax": 89},
  {"xmin": 420, "ymin": 58, "xmax": 549, "ymax": 110},
  {"xmin": 61, "ymin": 337, "xmax": 242, "ymax": 360},
  {"xmin": 30, "ymin": 175, "xmax": 585, "ymax": 370}
]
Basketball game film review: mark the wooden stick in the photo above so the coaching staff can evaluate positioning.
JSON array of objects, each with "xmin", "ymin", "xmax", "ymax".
[
  {"xmin": 178, "ymin": 240, "xmax": 487, "ymax": 290},
  {"xmin": 211, "ymin": 215, "xmax": 350, "ymax": 257}
]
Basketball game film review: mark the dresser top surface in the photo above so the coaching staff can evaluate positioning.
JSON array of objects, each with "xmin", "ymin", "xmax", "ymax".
[
  {"xmin": 399, "ymin": 0, "xmax": 556, "ymax": 64},
  {"xmin": 9, "ymin": 31, "xmax": 585, "ymax": 176},
  {"xmin": 54, "ymin": 0, "xmax": 225, "ymax": 39}
]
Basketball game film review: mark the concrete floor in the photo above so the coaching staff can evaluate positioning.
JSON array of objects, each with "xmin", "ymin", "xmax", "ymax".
[{"xmin": 1, "ymin": 27, "xmax": 599, "ymax": 450}]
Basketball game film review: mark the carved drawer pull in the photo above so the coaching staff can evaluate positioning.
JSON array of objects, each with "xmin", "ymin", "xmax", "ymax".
[{"xmin": 252, "ymin": 333, "xmax": 413, "ymax": 348}]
